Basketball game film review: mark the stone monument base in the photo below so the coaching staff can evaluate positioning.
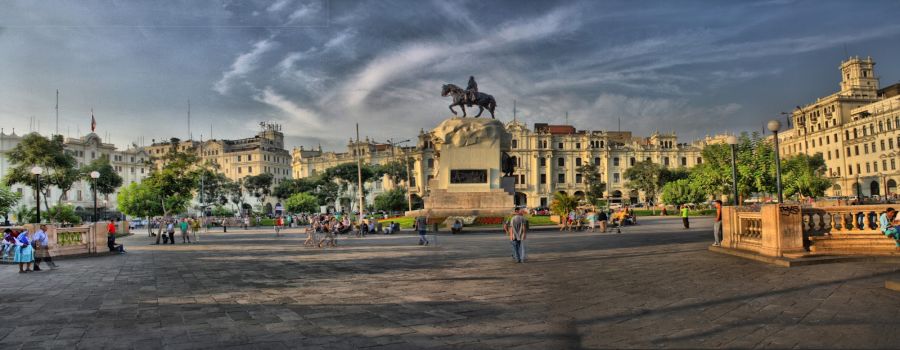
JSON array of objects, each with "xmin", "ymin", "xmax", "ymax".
[{"xmin": 405, "ymin": 189, "xmax": 514, "ymax": 218}]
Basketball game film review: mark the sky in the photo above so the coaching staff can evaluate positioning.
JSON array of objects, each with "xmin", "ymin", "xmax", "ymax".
[{"xmin": 2, "ymin": 0, "xmax": 900, "ymax": 151}]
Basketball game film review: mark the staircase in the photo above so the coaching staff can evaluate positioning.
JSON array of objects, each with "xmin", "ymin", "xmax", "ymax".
[{"xmin": 809, "ymin": 233, "xmax": 899, "ymax": 253}]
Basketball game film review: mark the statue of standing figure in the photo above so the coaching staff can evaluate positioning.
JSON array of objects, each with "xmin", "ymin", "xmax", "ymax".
[{"xmin": 441, "ymin": 75, "xmax": 497, "ymax": 119}]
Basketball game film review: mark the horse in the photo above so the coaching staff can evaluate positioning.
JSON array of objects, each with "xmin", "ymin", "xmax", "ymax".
[{"xmin": 441, "ymin": 83, "xmax": 497, "ymax": 119}]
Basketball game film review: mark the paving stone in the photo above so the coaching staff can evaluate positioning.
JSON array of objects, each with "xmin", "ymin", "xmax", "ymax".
[{"xmin": 1, "ymin": 217, "xmax": 899, "ymax": 348}]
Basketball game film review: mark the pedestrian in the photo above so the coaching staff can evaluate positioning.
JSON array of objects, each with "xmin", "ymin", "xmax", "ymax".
[
  {"xmin": 191, "ymin": 217, "xmax": 201, "ymax": 242},
  {"xmin": 878, "ymin": 207, "xmax": 900, "ymax": 247},
  {"xmin": 243, "ymin": 217, "xmax": 249, "ymax": 230},
  {"xmin": 713, "ymin": 200, "xmax": 723, "ymax": 246},
  {"xmin": 414, "ymin": 215, "xmax": 429, "ymax": 246},
  {"xmin": 32, "ymin": 224, "xmax": 57, "ymax": 271},
  {"xmin": 275, "ymin": 215, "xmax": 284, "ymax": 237},
  {"xmin": 1, "ymin": 229, "xmax": 15, "ymax": 262},
  {"xmin": 588, "ymin": 210, "xmax": 596, "ymax": 232},
  {"xmin": 180, "ymin": 218, "xmax": 190, "ymax": 243},
  {"xmin": 13, "ymin": 228, "xmax": 34, "ymax": 273},
  {"xmin": 598, "ymin": 210, "xmax": 608, "ymax": 233},
  {"xmin": 303, "ymin": 224, "xmax": 316, "ymax": 247},
  {"xmin": 508, "ymin": 208, "xmax": 527, "ymax": 263},
  {"xmin": 681, "ymin": 205, "xmax": 690, "ymax": 229},
  {"xmin": 164, "ymin": 220, "xmax": 175, "ymax": 244}
]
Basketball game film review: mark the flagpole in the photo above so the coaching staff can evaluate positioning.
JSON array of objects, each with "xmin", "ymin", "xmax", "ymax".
[{"xmin": 55, "ymin": 90, "xmax": 59, "ymax": 136}]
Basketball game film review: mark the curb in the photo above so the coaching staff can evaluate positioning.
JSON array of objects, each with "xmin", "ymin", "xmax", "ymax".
[{"xmin": 708, "ymin": 245, "xmax": 900, "ymax": 267}]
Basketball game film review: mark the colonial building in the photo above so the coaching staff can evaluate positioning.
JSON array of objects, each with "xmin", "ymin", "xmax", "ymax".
[
  {"xmin": 293, "ymin": 121, "xmax": 713, "ymax": 210},
  {"xmin": 147, "ymin": 122, "xmax": 292, "ymax": 186},
  {"xmin": 778, "ymin": 56, "xmax": 900, "ymax": 197},
  {"xmin": 0, "ymin": 131, "xmax": 150, "ymax": 214}
]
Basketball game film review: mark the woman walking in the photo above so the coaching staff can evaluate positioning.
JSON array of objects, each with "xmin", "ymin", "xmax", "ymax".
[{"xmin": 14, "ymin": 228, "xmax": 34, "ymax": 273}]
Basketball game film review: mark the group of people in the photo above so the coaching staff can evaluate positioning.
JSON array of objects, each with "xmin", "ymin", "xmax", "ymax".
[
  {"xmin": 2, "ymin": 225, "xmax": 58, "ymax": 273},
  {"xmin": 158, "ymin": 217, "xmax": 201, "ymax": 244},
  {"xmin": 560, "ymin": 209, "xmax": 611, "ymax": 232}
]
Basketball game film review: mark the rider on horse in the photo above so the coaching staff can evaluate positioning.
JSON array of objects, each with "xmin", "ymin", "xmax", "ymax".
[{"xmin": 466, "ymin": 76, "xmax": 478, "ymax": 107}]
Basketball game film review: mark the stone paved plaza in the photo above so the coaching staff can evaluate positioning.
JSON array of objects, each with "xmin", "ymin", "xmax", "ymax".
[{"xmin": 2, "ymin": 217, "xmax": 900, "ymax": 349}]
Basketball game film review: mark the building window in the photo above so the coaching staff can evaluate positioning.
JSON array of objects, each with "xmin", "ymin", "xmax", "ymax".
[
  {"xmin": 613, "ymin": 157, "xmax": 620, "ymax": 166},
  {"xmin": 575, "ymin": 142, "xmax": 581, "ymax": 149},
  {"xmin": 427, "ymin": 159, "xmax": 434, "ymax": 168},
  {"xmin": 867, "ymin": 163, "xmax": 871, "ymax": 173},
  {"xmin": 848, "ymin": 165, "xmax": 853, "ymax": 175},
  {"xmin": 558, "ymin": 158, "xmax": 565, "ymax": 167},
  {"xmin": 893, "ymin": 159, "xmax": 896, "ymax": 170},
  {"xmin": 238, "ymin": 167, "xmax": 242, "ymax": 174},
  {"xmin": 855, "ymin": 145, "xmax": 859, "ymax": 156},
  {"xmin": 540, "ymin": 174, "xmax": 547, "ymax": 184},
  {"xmin": 558, "ymin": 142, "xmax": 564, "ymax": 149},
  {"xmin": 576, "ymin": 173, "xmax": 583, "ymax": 183},
  {"xmin": 237, "ymin": 155, "xmax": 241, "ymax": 162},
  {"xmin": 613, "ymin": 173, "xmax": 620, "ymax": 183},
  {"xmin": 883, "ymin": 160, "xmax": 888, "ymax": 171},
  {"xmin": 519, "ymin": 174, "xmax": 526, "ymax": 184},
  {"xmin": 857, "ymin": 163, "xmax": 861, "ymax": 174},
  {"xmin": 864, "ymin": 144, "xmax": 869, "ymax": 154},
  {"xmin": 557, "ymin": 173, "xmax": 565, "ymax": 183},
  {"xmin": 697, "ymin": 157, "xmax": 702, "ymax": 164},
  {"xmin": 881, "ymin": 140, "xmax": 886, "ymax": 151},
  {"xmin": 540, "ymin": 158, "xmax": 546, "ymax": 167},
  {"xmin": 512, "ymin": 139, "xmax": 518, "ymax": 149},
  {"xmin": 681, "ymin": 157, "xmax": 687, "ymax": 166},
  {"xmin": 630, "ymin": 157, "xmax": 636, "ymax": 166},
  {"xmin": 594, "ymin": 157, "xmax": 600, "ymax": 165},
  {"xmin": 248, "ymin": 155, "xmax": 252, "ymax": 161},
  {"xmin": 575, "ymin": 158, "xmax": 582, "ymax": 166},
  {"xmin": 663, "ymin": 157, "xmax": 670, "ymax": 167}
]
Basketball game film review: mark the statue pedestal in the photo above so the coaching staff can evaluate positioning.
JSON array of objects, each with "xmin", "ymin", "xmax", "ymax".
[{"xmin": 406, "ymin": 117, "xmax": 514, "ymax": 218}]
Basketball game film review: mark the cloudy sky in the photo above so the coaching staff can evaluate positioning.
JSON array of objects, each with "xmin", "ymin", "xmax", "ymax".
[{"xmin": 2, "ymin": 0, "xmax": 900, "ymax": 151}]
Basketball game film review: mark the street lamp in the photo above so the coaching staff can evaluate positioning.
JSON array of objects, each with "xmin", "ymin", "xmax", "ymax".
[
  {"xmin": 30, "ymin": 166, "xmax": 43, "ymax": 223},
  {"xmin": 768, "ymin": 120, "xmax": 784, "ymax": 203},
  {"xmin": 90, "ymin": 171, "xmax": 100, "ymax": 222},
  {"xmin": 725, "ymin": 135, "xmax": 739, "ymax": 206},
  {"xmin": 856, "ymin": 174, "xmax": 861, "ymax": 204}
]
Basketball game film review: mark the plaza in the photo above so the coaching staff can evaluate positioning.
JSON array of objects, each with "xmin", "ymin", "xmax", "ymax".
[{"xmin": 2, "ymin": 217, "xmax": 899, "ymax": 349}]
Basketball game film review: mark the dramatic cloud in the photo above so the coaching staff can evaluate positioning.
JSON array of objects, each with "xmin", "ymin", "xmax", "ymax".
[{"xmin": 2, "ymin": 0, "xmax": 900, "ymax": 151}]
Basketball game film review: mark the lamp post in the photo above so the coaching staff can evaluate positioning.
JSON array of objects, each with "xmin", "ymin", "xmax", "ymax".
[
  {"xmin": 90, "ymin": 171, "xmax": 100, "ymax": 222},
  {"xmin": 768, "ymin": 120, "xmax": 784, "ymax": 203},
  {"xmin": 725, "ymin": 135, "xmax": 739, "ymax": 206},
  {"xmin": 30, "ymin": 166, "xmax": 43, "ymax": 223},
  {"xmin": 856, "ymin": 174, "xmax": 861, "ymax": 204}
]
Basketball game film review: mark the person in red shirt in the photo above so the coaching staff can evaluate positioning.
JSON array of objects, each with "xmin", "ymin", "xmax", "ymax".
[{"xmin": 107, "ymin": 219, "xmax": 125, "ymax": 253}]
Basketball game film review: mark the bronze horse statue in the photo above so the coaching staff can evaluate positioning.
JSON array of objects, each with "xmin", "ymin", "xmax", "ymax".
[{"xmin": 441, "ymin": 84, "xmax": 497, "ymax": 119}]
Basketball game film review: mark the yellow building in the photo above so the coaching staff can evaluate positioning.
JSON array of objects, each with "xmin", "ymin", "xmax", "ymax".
[
  {"xmin": 293, "ymin": 120, "xmax": 713, "ymax": 210},
  {"xmin": 147, "ymin": 123, "xmax": 292, "ymax": 186},
  {"xmin": 778, "ymin": 56, "xmax": 900, "ymax": 197}
]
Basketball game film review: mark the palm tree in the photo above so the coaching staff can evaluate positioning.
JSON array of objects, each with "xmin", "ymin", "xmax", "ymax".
[{"xmin": 550, "ymin": 192, "xmax": 577, "ymax": 229}]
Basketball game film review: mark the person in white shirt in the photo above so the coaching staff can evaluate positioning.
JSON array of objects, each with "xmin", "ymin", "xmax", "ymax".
[{"xmin": 33, "ymin": 225, "xmax": 57, "ymax": 270}]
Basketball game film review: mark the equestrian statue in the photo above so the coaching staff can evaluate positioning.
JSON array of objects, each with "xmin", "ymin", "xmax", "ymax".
[{"xmin": 441, "ymin": 76, "xmax": 497, "ymax": 119}]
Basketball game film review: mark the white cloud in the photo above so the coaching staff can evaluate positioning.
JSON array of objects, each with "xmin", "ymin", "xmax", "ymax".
[
  {"xmin": 287, "ymin": 1, "xmax": 323, "ymax": 24},
  {"xmin": 339, "ymin": 6, "xmax": 579, "ymax": 106},
  {"xmin": 254, "ymin": 87, "xmax": 325, "ymax": 136},
  {"xmin": 213, "ymin": 38, "xmax": 278, "ymax": 95},
  {"xmin": 267, "ymin": 0, "xmax": 291, "ymax": 13}
]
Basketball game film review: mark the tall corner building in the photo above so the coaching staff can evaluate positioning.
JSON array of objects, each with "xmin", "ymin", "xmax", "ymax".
[{"xmin": 778, "ymin": 56, "xmax": 900, "ymax": 197}]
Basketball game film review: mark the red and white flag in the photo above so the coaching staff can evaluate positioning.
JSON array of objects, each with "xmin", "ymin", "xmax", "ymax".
[{"xmin": 91, "ymin": 109, "xmax": 96, "ymax": 132}]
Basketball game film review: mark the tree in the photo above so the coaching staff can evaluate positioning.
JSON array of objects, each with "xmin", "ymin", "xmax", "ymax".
[
  {"xmin": 689, "ymin": 132, "xmax": 777, "ymax": 203},
  {"xmin": 373, "ymin": 188, "xmax": 408, "ymax": 212},
  {"xmin": 83, "ymin": 157, "xmax": 124, "ymax": 199},
  {"xmin": 143, "ymin": 150, "xmax": 200, "ymax": 243},
  {"xmin": 323, "ymin": 162, "xmax": 376, "ymax": 211},
  {"xmin": 0, "ymin": 185, "xmax": 21, "ymax": 224},
  {"xmin": 47, "ymin": 204, "xmax": 82, "ymax": 225},
  {"xmin": 781, "ymin": 153, "xmax": 832, "ymax": 199},
  {"xmin": 273, "ymin": 178, "xmax": 318, "ymax": 201},
  {"xmin": 577, "ymin": 163, "xmax": 606, "ymax": 206},
  {"xmin": 13, "ymin": 204, "xmax": 35, "ymax": 225},
  {"xmin": 195, "ymin": 166, "xmax": 231, "ymax": 209},
  {"xmin": 373, "ymin": 159, "xmax": 411, "ymax": 186},
  {"xmin": 3, "ymin": 133, "xmax": 76, "ymax": 212},
  {"xmin": 224, "ymin": 178, "xmax": 244, "ymax": 213},
  {"xmin": 550, "ymin": 192, "xmax": 577, "ymax": 217},
  {"xmin": 624, "ymin": 160, "xmax": 661, "ymax": 203},
  {"xmin": 661, "ymin": 179, "xmax": 707, "ymax": 206},
  {"xmin": 117, "ymin": 182, "xmax": 163, "ymax": 235},
  {"xmin": 243, "ymin": 173, "xmax": 274, "ymax": 208},
  {"xmin": 284, "ymin": 192, "xmax": 319, "ymax": 214}
]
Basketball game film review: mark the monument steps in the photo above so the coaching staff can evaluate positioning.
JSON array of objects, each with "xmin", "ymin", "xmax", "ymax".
[{"xmin": 809, "ymin": 233, "xmax": 898, "ymax": 252}]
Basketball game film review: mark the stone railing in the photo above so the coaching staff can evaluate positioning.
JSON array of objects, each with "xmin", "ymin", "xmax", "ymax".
[
  {"xmin": 800, "ymin": 205, "xmax": 887, "ymax": 236},
  {"xmin": 721, "ymin": 204, "xmax": 804, "ymax": 257},
  {"xmin": 3, "ymin": 223, "xmax": 110, "ymax": 258}
]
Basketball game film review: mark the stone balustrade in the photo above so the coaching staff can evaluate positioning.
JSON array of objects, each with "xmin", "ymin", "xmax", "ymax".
[
  {"xmin": 722, "ymin": 204, "xmax": 898, "ymax": 257},
  {"xmin": 2, "ymin": 223, "xmax": 111, "ymax": 259}
]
